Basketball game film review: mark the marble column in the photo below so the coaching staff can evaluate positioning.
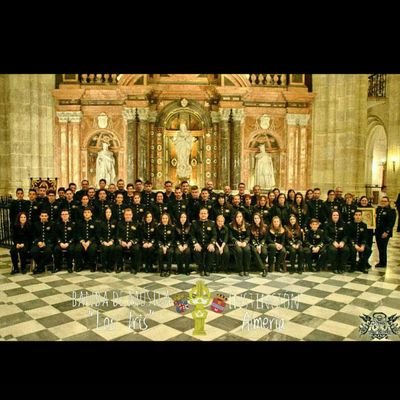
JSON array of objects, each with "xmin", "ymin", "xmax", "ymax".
[
  {"xmin": 286, "ymin": 113, "xmax": 310, "ymax": 190},
  {"xmin": 231, "ymin": 108, "xmax": 244, "ymax": 189},
  {"xmin": 148, "ymin": 110, "xmax": 158, "ymax": 184},
  {"xmin": 219, "ymin": 109, "xmax": 231, "ymax": 188},
  {"xmin": 69, "ymin": 111, "xmax": 82, "ymax": 185},
  {"xmin": 137, "ymin": 108, "xmax": 150, "ymax": 181},
  {"xmin": 211, "ymin": 111, "xmax": 220, "ymax": 187},
  {"xmin": 56, "ymin": 112, "xmax": 69, "ymax": 187},
  {"xmin": 123, "ymin": 107, "xmax": 137, "ymax": 184}
]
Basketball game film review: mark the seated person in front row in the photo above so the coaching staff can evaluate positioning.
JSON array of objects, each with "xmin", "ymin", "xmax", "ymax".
[
  {"xmin": 303, "ymin": 218, "xmax": 326, "ymax": 272},
  {"xmin": 10, "ymin": 212, "xmax": 32, "ymax": 274},
  {"xmin": 324, "ymin": 210, "xmax": 350, "ymax": 273},
  {"xmin": 31, "ymin": 210, "xmax": 54, "ymax": 274},
  {"xmin": 345, "ymin": 210, "xmax": 371, "ymax": 273},
  {"xmin": 75, "ymin": 207, "xmax": 98, "ymax": 272},
  {"xmin": 53, "ymin": 209, "xmax": 75, "ymax": 273}
]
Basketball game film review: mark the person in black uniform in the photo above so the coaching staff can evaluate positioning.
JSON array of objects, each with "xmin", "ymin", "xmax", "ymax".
[
  {"xmin": 156, "ymin": 212, "xmax": 175, "ymax": 277},
  {"xmin": 75, "ymin": 207, "xmax": 98, "ymax": 272},
  {"xmin": 199, "ymin": 188, "xmax": 215, "ymax": 221},
  {"xmin": 41, "ymin": 189, "xmax": 60, "ymax": 223},
  {"xmin": 395, "ymin": 192, "xmax": 400, "ymax": 232},
  {"xmin": 285, "ymin": 214, "xmax": 304, "ymax": 274},
  {"xmin": 111, "ymin": 193, "xmax": 127, "ymax": 223},
  {"xmin": 168, "ymin": 186, "xmax": 188, "ymax": 224},
  {"xmin": 10, "ymin": 188, "xmax": 28, "ymax": 227},
  {"xmin": 266, "ymin": 216, "xmax": 287, "ymax": 273},
  {"xmin": 290, "ymin": 192, "xmax": 309, "ymax": 232},
  {"xmin": 309, "ymin": 188, "xmax": 325, "ymax": 224},
  {"xmin": 53, "ymin": 209, "xmax": 76, "ymax": 273},
  {"xmin": 191, "ymin": 208, "xmax": 217, "ymax": 276},
  {"xmin": 98, "ymin": 208, "xmax": 117, "ymax": 272},
  {"xmin": 25, "ymin": 188, "xmax": 40, "ymax": 224},
  {"xmin": 93, "ymin": 189, "xmax": 111, "ymax": 221},
  {"xmin": 59, "ymin": 188, "xmax": 79, "ymax": 222},
  {"xmin": 213, "ymin": 193, "xmax": 233, "ymax": 224},
  {"xmin": 375, "ymin": 196, "xmax": 396, "ymax": 268},
  {"xmin": 140, "ymin": 211, "xmax": 157, "ymax": 273},
  {"xmin": 31, "ymin": 210, "xmax": 54, "ymax": 274},
  {"xmin": 215, "ymin": 215, "xmax": 230, "ymax": 274},
  {"xmin": 131, "ymin": 193, "xmax": 145, "ymax": 224},
  {"xmin": 322, "ymin": 190, "xmax": 341, "ymax": 225},
  {"xmin": 341, "ymin": 193, "xmax": 358, "ymax": 225},
  {"xmin": 10, "ymin": 212, "xmax": 32, "ymax": 274},
  {"xmin": 303, "ymin": 218, "xmax": 326, "ymax": 272},
  {"xmin": 253, "ymin": 195, "xmax": 271, "ymax": 226},
  {"xmin": 324, "ymin": 210, "xmax": 350, "ymax": 273},
  {"xmin": 250, "ymin": 212, "xmax": 268, "ymax": 276},
  {"xmin": 346, "ymin": 210, "xmax": 371, "ymax": 273},
  {"xmin": 270, "ymin": 193, "xmax": 290, "ymax": 226},
  {"xmin": 152, "ymin": 191, "xmax": 169, "ymax": 223},
  {"xmin": 229, "ymin": 210, "xmax": 251, "ymax": 276},
  {"xmin": 141, "ymin": 181, "xmax": 155, "ymax": 211},
  {"xmin": 174, "ymin": 212, "xmax": 192, "ymax": 275},
  {"xmin": 115, "ymin": 208, "xmax": 141, "ymax": 273}
]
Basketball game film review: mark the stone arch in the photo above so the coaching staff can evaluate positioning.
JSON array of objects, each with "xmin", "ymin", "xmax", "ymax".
[
  {"xmin": 157, "ymin": 99, "xmax": 212, "ymax": 128},
  {"xmin": 365, "ymin": 116, "xmax": 387, "ymax": 190}
]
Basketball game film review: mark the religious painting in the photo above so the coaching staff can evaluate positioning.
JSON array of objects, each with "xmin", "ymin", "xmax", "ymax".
[{"xmin": 358, "ymin": 207, "xmax": 376, "ymax": 229}]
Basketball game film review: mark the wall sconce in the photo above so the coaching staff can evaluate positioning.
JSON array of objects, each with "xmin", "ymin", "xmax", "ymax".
[{"xmin": 393, "ymin": 160, "xmax": 396, "ymax": 173}]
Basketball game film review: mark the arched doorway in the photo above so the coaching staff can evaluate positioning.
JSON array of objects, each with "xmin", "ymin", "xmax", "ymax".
[{"xmin": 366, "ymin": 123, "xmax": 387, "ymax": 197}]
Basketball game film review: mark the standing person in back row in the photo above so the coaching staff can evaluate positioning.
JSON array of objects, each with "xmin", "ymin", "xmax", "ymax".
[
  {"xmin": 375, "ymin": 196, "xmax": 396, "ymax": 268},
  {"xmin": 395, "ymin": 192, "xmax": 400, "ymax": 232}
]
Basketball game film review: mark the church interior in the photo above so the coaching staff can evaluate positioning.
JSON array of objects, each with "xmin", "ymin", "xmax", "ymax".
[{"xmin": 0, "ymin": 74, "xmax": 399, "ymax": 342}]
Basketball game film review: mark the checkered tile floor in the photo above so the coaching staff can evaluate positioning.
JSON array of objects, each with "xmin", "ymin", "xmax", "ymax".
[{"xmin": 1, "ymin": 232, "xmax": 399, "ymax": 341}]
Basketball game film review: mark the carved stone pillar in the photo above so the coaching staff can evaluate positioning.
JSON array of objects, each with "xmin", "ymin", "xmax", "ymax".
[
  {"xmin": 123, "ymin": 107, "xmax": 137, "ymax": 184},
  {"xmin": 286, "ymin": 113, "xmax": 310, "ymax": 190},
  {"xmin": 148, "ymin": 110, "xmax": 162, "ymax": 188},
  {"xmin": 231, "ymin": 108, "xmax": 244, "ymax": 189},
  {"xmin": 211, "ymin": 111, "xmax": 220, "ymax": 187},
  {"xmin": 56, "ymin": 111, "xmax": 82, "ymax": 187},
  {"xmin": 219, "ymin": 109, "xmax": 231, "ymax": 188},
  {"xmin": 69, "ymin": 112, "xmax": 82, "ymax": 185},
  {"xmin": 56, "ymin": 112, "xmax": 70, "ymax": 187},
  {"xmin": 137, "ymin": 108, "xmax": 150, "ymax": 181}
]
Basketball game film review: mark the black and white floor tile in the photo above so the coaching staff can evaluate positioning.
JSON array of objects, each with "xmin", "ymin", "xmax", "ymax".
[{"xmin": 0, "ymin": 232, "xmax": 399, "ymax": 341}]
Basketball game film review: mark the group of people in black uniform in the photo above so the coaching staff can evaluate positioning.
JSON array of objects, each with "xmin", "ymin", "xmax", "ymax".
[{"xmin": 8, "ymin": 178, "xmax": 398, "ymax": 277}]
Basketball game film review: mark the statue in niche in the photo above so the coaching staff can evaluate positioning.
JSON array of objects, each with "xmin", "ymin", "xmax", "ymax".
[
  {"xmin": 173, "ymin": 121, "xmax": 194, "ymax": 179},
  {"xmin": 96, "ymin": 142, "xmax": 116, "ymax": 185},
  {"xmin": 254, "ymin": 143, "xmax": 275, "ymax": 189}
]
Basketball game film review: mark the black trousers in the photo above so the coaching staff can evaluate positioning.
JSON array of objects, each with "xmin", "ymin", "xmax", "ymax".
[
  {"xmin": 193, "ymin": 247, "xmax": 215, "ymax": 273},
  {"xmin": 349, "ymin": 245, "xmax": 371, "ymax": 270},
  {"xmin": 250, "ymin": 245, "xmax": 267, "ymax": 270},
  {"xmin": 100, "ymin": 244, "xmax": 116, "ymax": 271},
  {"xmin": 54, "ymin": 244, "xmax": 74, "ymax": 269},
  {"xmin": 375, "ymin": 233, "xmax": 390, "ymax": 267},
  {"xmin": 10, "ymin": 246, "xmax": 30, "ymax": 271},
  {"xmin": 231, "ymin": 244, "xmax": 251, "ymax": 272},
  {"xmin": 175, "ymin": 246, "xmax": 191, "ymax": 272},
  {"xmin": 31, "ymin": 245, "xmax": 53, "ymax": 271}
]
